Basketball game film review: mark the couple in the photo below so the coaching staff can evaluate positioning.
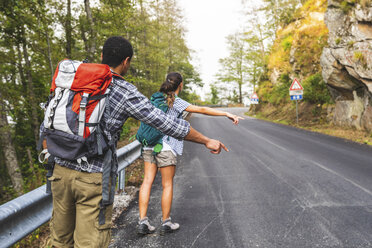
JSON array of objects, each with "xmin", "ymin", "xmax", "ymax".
[
  {"xmin": 45, "ymin": 35, "xmax": 241, "ymax": 248},
  {"xmin": 137, "ymin": 72, "xmax": 242, "ymax": 235}
]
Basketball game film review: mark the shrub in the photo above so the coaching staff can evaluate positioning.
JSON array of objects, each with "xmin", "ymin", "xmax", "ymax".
[
  {"xmin": 268, "ymin": 74, "xmax": 292, "ymax": 104},
  {"xmin": 302, "ymin": 73, "xmax": 332, "ymax": 104},
  {"xmin": 281, "ymin": 35, "xmax": 293, "ymax": 51}
]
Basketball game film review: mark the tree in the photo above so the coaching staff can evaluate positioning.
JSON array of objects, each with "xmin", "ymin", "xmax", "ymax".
[
  {"xmin": 210, "ymin": 85, "xmax": 220, "ymax": 105},
  {"xmin": 258, "ymin": 0, "xmax": 301, "ymax": 37},
  {"xmin": 80, "ymin": 0, "xmax": 97, "ymax": 61},
  {"xmin": 243, "ymin": 30, "xmax": 268, "ymax": 92},
  {"xmin": 0, "ymin": 94, "xmax": 23, "ymax": 195},
  {"xmin": 216, "ymin": 32, "xmax": 249, "ymax": 104}
]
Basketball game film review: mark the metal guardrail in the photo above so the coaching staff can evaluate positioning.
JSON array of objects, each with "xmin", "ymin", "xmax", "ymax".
[
  {"xmin": 0, "ymin": 185, "xmax": 52, "ymax": 248},
  {"xmin": 0, "ymin": 141, "xmax": 142, "ymax": 248},
  {"xmin": 117, "ymin": 140, "xmax": 142, "ymax": 191}
]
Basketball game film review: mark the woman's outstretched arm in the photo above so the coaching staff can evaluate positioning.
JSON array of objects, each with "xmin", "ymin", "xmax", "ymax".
[{"xmin": 185, "ymin": 105, "xmax": 244, "ymax": 125}]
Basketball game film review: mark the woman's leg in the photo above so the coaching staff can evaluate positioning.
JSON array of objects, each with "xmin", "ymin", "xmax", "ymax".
[
  {"xmin": 159, "ymin": 165, "xmax": 176, "ymax": 220},
  {"xmin": 139, "ymin": 161, "xmax": 158, "ymax": 219}
]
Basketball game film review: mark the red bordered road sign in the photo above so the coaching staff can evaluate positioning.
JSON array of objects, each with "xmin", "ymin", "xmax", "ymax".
[
  {"xmin": 251, "ymin": 92, "xmax": 259, "ymax": 99},
  {"xmin": 289, "ymin": 78, "xmax": 303, "ymax": 96}
]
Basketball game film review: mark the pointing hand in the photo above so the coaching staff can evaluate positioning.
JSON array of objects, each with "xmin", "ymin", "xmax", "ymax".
[{"xmin": 205, "ymin": 139, "xmax": 229, "ymax": 154}]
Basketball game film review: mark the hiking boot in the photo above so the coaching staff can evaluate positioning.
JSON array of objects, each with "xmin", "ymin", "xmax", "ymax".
[
  {"xmin": 160, "ymin": 217, "xmax": 180, "ymax": 235},
  {"xmin": 137, "ymin": 217, "xmax": 155, "ymax": 235}
]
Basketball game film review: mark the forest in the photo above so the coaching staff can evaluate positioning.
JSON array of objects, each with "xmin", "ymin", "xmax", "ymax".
[{"xmin": 0, "ymin": 0, "xmax": 202, "ymax": 204}]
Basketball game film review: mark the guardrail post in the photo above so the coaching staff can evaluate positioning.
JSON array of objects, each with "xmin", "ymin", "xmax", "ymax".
[{"xmin": 118, "ymin": 169, "xmax": 125, "ymax": 192}]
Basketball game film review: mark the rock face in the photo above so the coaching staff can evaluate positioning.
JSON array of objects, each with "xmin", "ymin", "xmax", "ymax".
[{"xmin": 320, "ymin": 1, "xmax": 372, "ymax": 131}]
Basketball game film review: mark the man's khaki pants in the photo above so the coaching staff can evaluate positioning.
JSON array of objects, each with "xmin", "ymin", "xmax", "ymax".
[{"xmin": 49, "ymin": 164, "xmax": 113, "ymax": 248}]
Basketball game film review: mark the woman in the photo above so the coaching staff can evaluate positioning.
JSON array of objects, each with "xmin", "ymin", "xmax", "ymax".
[{"xmin": 137, "ymin": 72, "xmax": 243, "ymax": 235}]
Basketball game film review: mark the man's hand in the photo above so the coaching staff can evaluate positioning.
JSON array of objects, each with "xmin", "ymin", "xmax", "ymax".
[
  {"xmin": 226, "ymin": 113, "xmax": 244, "ymax": 125},
  {"xmin": 205, "ymin": 139, "xmax": 229, "ymax": 154}
]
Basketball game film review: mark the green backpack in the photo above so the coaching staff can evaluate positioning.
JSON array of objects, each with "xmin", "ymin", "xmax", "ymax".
[{"xmin": 136, "ymin": 92, "xmax": 169, "ymax": 153}]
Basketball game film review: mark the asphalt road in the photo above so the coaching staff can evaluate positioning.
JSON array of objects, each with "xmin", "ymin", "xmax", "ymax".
[{"xmin": 110, "ymin": 107, "xmax": 372, "ymax": 248}]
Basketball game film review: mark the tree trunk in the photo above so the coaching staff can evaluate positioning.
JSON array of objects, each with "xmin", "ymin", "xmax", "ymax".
[
  {"xmin": 0, "ymin": 98, "xmax": 23, "ymax": 195},
  {"xmin": 45, "ymin": 29, "xmax": 54, "ymax": 80},
  {"xmin": 66, "ymin": 0, "xmax": 72, "ymax": 58},
  {"xmin": 22, "ymin": 35, "xmax": 40, "ymax": 147},
  {"xmin": 16, "ymin": 44, "xmax": 27, "ymax": 94},
  {"xmin": 239, "ymin": 82, "xmax": 243, "ymax": 104},
  {"xmin": 239, "ymin": 49, "xmax": 243, "ymax": 104},
  {"xmin": 139, "ymin": 0, "xmax": 150, "ymax": 80},
  {"xmin": 84, "ymin": 0, "xmax": 96, "ymax": 61}
]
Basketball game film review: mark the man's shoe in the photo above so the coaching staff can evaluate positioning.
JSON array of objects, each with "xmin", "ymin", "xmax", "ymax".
[
  {"xmin": 137, "ymin": 217, "xmax": 155, "ymax": 235},
  {"xmin": 160, "ymin": 217, "xmax": 180, "ymax": 235}
]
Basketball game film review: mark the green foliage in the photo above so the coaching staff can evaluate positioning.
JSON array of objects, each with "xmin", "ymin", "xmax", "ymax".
[
  {"xmin": 302, "ymin": 73, "xmax": 332, "ymax": 104},
  {"xmin": 260, "ymin": 0, "xmax": 302, "ymax": 32},
  {"xmin": 181, "ymin": 91, "xmax": 201, "ymax": 105},
  {"xmin": 340, "ymin": 0, "xmax": 355, "ymax": 13},
  {"xmin": 353, "ymin": 51, "xmax": 369, "ymax": 69},
  {"xmin": 281, "ymin": 35, "xmax": 293, "ymax": 51},
  {"xmin": 348, "ymin": 40, "xmax": 356, "ymax": 48},
  {"xmin": 354, "ymin": 51, "xmax": 363, "ymax": 59},
  {"xmin": 268, "ymin": 74, "xmax": 292, "ymax": 104},
  {"xmin": 210, "ymin": 85, "xmax": 220, "ymax": 104},
  {"xmin": 120, "ymin": 118, "xmax": 139, "ymax": 141}
]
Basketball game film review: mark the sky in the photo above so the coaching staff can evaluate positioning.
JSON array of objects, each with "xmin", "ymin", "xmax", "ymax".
[{"xmin": 177, "ymin": 0, "xmax": 261, "ymax": 101}]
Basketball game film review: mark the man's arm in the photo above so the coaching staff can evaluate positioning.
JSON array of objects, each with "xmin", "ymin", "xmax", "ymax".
[{"xmin": 118, "ymin": 83, "xmax": 228, "ymax": 153}]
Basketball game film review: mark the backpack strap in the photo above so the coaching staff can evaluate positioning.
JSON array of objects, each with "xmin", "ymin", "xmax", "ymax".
[
  {"xmin": 45, "ymin": 155, "xmax": 55, "ymax": 195},
  {"xmin": 78, "ymin": 93, "xmax": 89, "ymax": 137},
  {"xmin": 88, "ymin": 94, "xmax": 108, "ymax": 101},
  {"xmin": 111, "ymin": 72, "xmax": 124, "ymax": 79},
  {"xmin": 99, "ymin": 144, "xmax": 119, "ymax": 225},
  {"xmin": 99, "ymin": 148, "xmax": 112, "ymax": 225},
  {"xmin": 98, "ymin": 85, "xmax": 119, "ymax": 225}
]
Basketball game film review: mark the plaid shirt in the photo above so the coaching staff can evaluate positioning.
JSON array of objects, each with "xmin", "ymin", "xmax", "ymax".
[{"xmin": 53, "ymin": 76, "xmax": 190, "ymax": 173}]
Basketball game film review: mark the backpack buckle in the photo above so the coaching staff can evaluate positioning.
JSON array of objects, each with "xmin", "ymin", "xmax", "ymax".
[
  {"xmin": 78, "ymin": 93, "xmax": 89, "ymax": 136},
  {"xmin": 77, "ymin": 156, "xmax": 90, "ymax": 171},
  {"xmin": 80, "ymin": 93, "xmax": 89, "ymax": 108},
  {"xmin": 38, "ymin": 149, "xmax": 51, "ymax": 163}
]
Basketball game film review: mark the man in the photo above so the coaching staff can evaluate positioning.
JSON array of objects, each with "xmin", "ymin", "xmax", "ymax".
[{"xmin": 46, "ymin": 36, "xmax": 227, "ymax": 248}]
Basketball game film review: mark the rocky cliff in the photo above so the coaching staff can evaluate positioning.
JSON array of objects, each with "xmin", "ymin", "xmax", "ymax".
[{"xmin": 321, "ymin": 0, "xmax": 372, "ymax": 131}]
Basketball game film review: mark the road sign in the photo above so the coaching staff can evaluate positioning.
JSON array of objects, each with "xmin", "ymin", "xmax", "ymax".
[
  {"xmin": 251, "ymin": 92, "xmax": 259, "ymax": 99},
  {"xmin": 290, "ymin": 90, "xmax": 303, "ymax": 96},
  {"xmin": 291, "ymin": 95, "xmax": 303, "ymax": 100},
  {"xmin": 289, "ymin": 79, "xmax": 303, "ymax": 125},
  {"xmin": 289, "ymin": 78, "xmax": 303, "ymax": 90},
  {"xmin": 250, "ymin": 92, "xmax": 259, "ymax": 104},
  {"xmin": 289, "ymin": 78, "xmax": 303, "ymax": 96}
]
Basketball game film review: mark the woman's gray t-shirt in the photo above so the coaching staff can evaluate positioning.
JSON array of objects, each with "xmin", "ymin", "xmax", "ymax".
[{"xmin": 163, "ymin": 97, "xmax": 191, "ymax": 155}]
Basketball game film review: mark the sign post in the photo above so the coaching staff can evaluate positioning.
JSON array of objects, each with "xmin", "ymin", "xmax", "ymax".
[
  {"xmin": 289, "ymin": 78, "xmax": 304, "ymax": 125},
  {"xmin": 250, "ymin": 92, "xmax": 259, "ymax": 115}
]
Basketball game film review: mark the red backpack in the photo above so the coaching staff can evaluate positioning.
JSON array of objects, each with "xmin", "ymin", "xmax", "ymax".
[
  {"xmin": 40, "ymin": 59, "xmax": 119, "ymax": 169},
  {"xmin": 39, "ymin": 60, "xmax": 122, "ymax": 225}
]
